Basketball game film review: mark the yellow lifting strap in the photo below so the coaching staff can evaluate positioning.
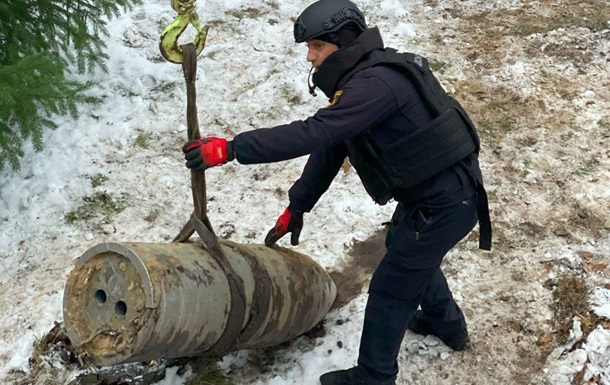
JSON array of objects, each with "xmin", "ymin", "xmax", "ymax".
[
  {"xmin": 159, "ymin": 2, "xmax": 246, "ymax": 349},
  {"xmin": 159, "ymin": 0, "xmax": 216, "ymax": 247},
  {"xmin": 159, "ymin": 0, "xmax": 209, "ymax": 63}
]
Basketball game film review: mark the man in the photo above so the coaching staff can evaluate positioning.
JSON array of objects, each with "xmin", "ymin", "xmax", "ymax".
[{"xmin": 182, "ymin": 1, "xmax": 491, "ymax": 384}]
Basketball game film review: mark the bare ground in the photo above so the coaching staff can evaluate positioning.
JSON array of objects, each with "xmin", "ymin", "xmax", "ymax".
[
  {"xmin": 332, "ymin": 1, "xmax": 610, "ymax": 384},
  {"xmin": 379, "ymin": 1, "xmax": 609, "ymax": 384},
  {"xmin": 7, "ymin": 1, "xmax": 610, "ymax": 384}
]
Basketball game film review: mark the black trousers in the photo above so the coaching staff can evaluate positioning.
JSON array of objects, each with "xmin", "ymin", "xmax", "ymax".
[{"xmin": 357, "ymin": 196, "xmax": 478, "ymax": 384}]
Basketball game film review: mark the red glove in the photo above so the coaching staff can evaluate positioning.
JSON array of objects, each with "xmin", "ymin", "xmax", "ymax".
[
  {"xmin": 183, "ymin": 137, "xmax": 234, "ymax": 171},
  {"xmin": 265, "ymin": 206, "xmax": 304, "ymax": 247}
]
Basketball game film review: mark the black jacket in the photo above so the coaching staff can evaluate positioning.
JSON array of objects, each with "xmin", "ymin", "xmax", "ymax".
[{"xmin": 232, "ymin": 28, "xmax": 481, "ymax": 213}]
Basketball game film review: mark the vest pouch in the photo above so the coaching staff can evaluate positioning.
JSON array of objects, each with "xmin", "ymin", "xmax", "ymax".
[
  {"xmin": 346, "ymin": 137, "xmax": 394, "ymax": 205},
  {"xmin": 381, "ymin": 107, "xmax": 477, "ymax": 189}
]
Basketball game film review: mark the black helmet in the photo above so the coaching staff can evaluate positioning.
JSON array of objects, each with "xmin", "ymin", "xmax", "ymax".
[{"xmin": 294, "ymin": 0, "xmax": 366, "ymax": 44}]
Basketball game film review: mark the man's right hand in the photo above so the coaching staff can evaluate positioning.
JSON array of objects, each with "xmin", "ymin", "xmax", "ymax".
[
  {"xmin": 182, "ymin": 137, "xmax": 233, "ymax": 172},
  {"xmin": 264, "ymin": 206, "xmax": 304, "ymax": 247}
]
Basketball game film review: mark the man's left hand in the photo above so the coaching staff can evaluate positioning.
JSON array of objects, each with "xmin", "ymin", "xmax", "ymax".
[
  {"xmin": 265, "ymin": 206, "xmax": 304, "ymax": 247},
  {"xmin": 183, "ymin": 137, "xmax": 233, "ymax": 172}
]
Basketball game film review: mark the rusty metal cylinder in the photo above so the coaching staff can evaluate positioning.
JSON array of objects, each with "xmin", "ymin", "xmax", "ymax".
[{"xmin": 63, "ymin": 241, "xmax": 336, "ymax": 366}]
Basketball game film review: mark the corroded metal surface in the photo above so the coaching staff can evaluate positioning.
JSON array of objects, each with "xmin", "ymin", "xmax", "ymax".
[{"xmin": 63, "ymin": 241, "xmax": 336, "ymax": 366}]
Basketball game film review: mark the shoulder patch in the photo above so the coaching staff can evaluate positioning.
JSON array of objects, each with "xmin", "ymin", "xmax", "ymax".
[{"xmin": 326, "ymin": 90, "xmax": 344, "ymax": 108}]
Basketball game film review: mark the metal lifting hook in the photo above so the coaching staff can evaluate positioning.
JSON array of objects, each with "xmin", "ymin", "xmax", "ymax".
[{"xmin": 159, "ymin": 0, "xmax": 209, "ymax": 63}]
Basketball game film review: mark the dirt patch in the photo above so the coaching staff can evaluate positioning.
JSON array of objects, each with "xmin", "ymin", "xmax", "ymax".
[
  {"xmin": 546, "ymin": 274, "xmax": 599, "ymax": 344},
  {"xmin": 328, "ymin": 228, "xmax": 387, "ymax": 309},
  {"xmin": 15, "ymin": 323, "xmax": 224, "ymax": 385},
  {"xmin": 29, "ymin": 323, "xmax": 77, "ymax": 379}
]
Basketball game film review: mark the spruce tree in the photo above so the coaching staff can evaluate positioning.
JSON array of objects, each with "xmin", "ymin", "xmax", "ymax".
[{"xmin": 0, "ymin": 0, "xmax": 141, "ymax": 170}]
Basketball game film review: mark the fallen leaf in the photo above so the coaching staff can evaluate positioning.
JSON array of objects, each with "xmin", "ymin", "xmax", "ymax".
[
  {"xmin": 590, "ymin": 262, "xmax": 608, "ymax": 271},
  {"xmin": 578, "ymin": 251, "xmax": 594, "ymax": 260},
  {"xmin": 342, "ymin": 159, "xmax": 352, "ymax": 173},
  {"xmin": 538, "ymin": 334, "xmax": 554, "ymax": 347}
]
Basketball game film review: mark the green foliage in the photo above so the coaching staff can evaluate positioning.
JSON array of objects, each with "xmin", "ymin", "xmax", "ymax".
[
  {"xmin": 89, "ymin": 173, "xmax": 108, "ymax": 187},
  {"xmin": 599, "ymin": 119, "xmax": 610, "ymax": 139},
  {"xmin": 186, "ymin": 370, "xmax": 235, "ymax": 385},
  {"xmin": 64, "ymin": 191, "xmax": 127, "ymax": 224},
  {"xmin": 0, "ymin": 0, "xmax": 141, "ymax": 72},
  {"xmin": 428, "ymin": 58, "xmax": 448, "ymax": 74},
  {"xmin": 572, "ymin": 158, "xmax": 599, "ymax": 177},
  {"xmin": 0, "ymin": 53, "xmax": 96, "ymax": 169},
  {"xmin": 0, "ymin": 0, "xmax": 141, "ymax": 170},
  {"xmin": 135, "ymin": 133, "xmax": 149, "ymax": 149}
]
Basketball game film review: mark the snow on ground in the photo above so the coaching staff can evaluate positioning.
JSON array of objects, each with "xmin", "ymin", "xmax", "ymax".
[{"xmin": 0, "ymin": 0, "xmax": 609, "ymax": 384}]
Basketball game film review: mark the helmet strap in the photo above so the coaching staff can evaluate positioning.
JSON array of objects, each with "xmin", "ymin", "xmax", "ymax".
[{"xmin": 308, "ymin": 66, "xmax": 318, "ymax": 97}]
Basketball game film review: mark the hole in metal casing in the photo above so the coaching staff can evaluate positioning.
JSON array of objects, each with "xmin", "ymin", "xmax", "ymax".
[
  {"xmin": 94, "ymin": 290, "xmax": 107, "ymax": 303},
  {"xmin": 115, "ymin": 301, "xmax": 127, "ymax": 316}
]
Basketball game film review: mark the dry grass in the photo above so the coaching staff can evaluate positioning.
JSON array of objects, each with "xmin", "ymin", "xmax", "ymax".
[{"xmin": 548, "ymin": 274, "xmax": 596, "ymax": 343}]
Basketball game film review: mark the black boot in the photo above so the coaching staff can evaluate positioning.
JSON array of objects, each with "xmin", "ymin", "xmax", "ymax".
[
  {"xmin": 407, "ymin": 309, "xmax": 470, "ymax": 351},
  {"xmin": 319, "ymin": 367, "xmax": 395, "ymax": 385}
]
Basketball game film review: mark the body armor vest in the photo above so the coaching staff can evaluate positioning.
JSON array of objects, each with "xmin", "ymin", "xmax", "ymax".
[{"xmin": 341, "ymin": 49, "xmax": 481, "ymax": 205}]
